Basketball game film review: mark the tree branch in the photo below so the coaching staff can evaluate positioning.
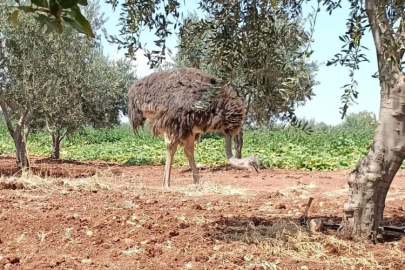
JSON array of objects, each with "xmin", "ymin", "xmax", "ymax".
[
  {"xmin": 0, "ymin": 100, "xmax": 15, "ymax": 135},
  {"xmin": 366, "ymin": 0, "xmax": 399, "ymax": 72},
  {"xmin": 15, "ymin": 105, "xmax": 30, "ymax": 137},
  {"xmin": 60, "ymin": 130, "xmax": 68, "ymax": 142}
]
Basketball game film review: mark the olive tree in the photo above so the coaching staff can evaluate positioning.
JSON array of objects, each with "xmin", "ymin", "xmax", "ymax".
[
  {"xmin": 0, "ymin": 8, "xmax": 48, "ymax": 168},
  {"xmin": 176, "ymin": 9, "xmax": 317, "ymax": 128},
  {"xmin": 15, "ymin": 0, "xmax": 405, "ymax": 240},
  {"xmin": 106, "ymin": 0, "xmax": 405, "ymax": 241},
  {"xmin": 321, "ymin": 0, "xmax": 405, "ymax": 241},
  {"xmin": 9, "ymin": 0, "xmax": 94, "ymax": 37},
  {"xmin": 1, "ymin": 1, "xmax": 136, "ymax": 163},
  {"xmin": 40, "ymin": 51, "xmax": 136, "ymax": 159}
]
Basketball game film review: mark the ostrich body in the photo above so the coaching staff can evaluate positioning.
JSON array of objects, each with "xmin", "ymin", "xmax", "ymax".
[{"xmin": 128, "ymin": 68, "xmax": 259, "ymax": 188}]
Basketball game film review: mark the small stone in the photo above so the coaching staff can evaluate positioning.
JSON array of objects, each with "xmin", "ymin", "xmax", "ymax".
[
  {"xmin": 319, "ymin": 202, "xmax": 324, "ymax": 207},
  {"xmin": 276, "ymin": 204, "xmax": 286, "ymax": 209},
  {"xmin": 6, "ymin": 255, "xmax": 20, "ymax": 264},
  {"xmin": 301, "ymin": 266, "xmax": 309, "ymax": 270},
  {"xmin": 112, "ymin": 237, "xmax": 120, "ymax": 243},
  {"xmin": 124, "ymin": 238, "xmax": 134, "ymax": 247},
  {"xmin": 193, "ymin": 204, "xmax": 203, "ymax": 210},
  {"xmin": 81, "ymin": 259, "xmax": 92, "ymax": 264},
  {"xmin": 308, "ymin": 219, "xmax": 324, "ymax": 232},
  {"xmin": 86, "ymin": 230, "xmax": 93, "ymax": 236}
]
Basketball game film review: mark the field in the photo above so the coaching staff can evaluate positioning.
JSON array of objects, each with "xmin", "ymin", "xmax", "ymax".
[
  {"xmin": 0, "ymin": 124, "xmax": 375, "ymax": 170},
  {"xmin": 1, "ymin": 124, "xmax": 405, "ymax": 269}
]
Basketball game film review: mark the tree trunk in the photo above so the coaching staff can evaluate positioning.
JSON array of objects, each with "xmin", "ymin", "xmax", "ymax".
[
  {"xmin": 0, "ymin": 101, "xmax": 31, "ymax": 169},
  {"xmin": 12, "ymin": 126, "xmax": 30, "ymax": 169},
  {"xmin": 233, "ymin": 131, "xmax": 243, "ymax": 158},
  {"xmin": 338, "ymin": 74, "xmax": 405, "ymax": 241},
  {"xmin": 51, "ymin": 132, "xmax": 61, "ymax": 159}
]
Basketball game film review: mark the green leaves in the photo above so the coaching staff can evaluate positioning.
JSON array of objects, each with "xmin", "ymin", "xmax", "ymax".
[
  {"xmin": 10, "ymin": 10, "xmax": 19, "ymax": 26},
  {"xmin": 177, "ymin": 3, "xmax": 316, "ymax": 127},
  {"xmin": 0, "ymin": 124, "xmax": 376, "ymax": 170},
  {"xmin": 70, "ymin": 6, "xmax": 94, "ymax": 38},
  {"xmin": 10, "ymin": 0, "xmax": 94, "ymax": 38}
]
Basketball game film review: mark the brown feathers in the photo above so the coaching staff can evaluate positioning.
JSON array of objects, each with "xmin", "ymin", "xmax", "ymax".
[{"xmin": 128, "ymin": 68, "xmax": 246, "ymax": 140}]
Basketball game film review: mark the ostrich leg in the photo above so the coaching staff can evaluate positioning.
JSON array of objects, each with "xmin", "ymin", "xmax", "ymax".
[
  {"xmin": 183, "ymin": 134, "xmax": 199, "ymax": 184},
  {"xmin": 163, "ymin": 133, "xmax": 179, "ymax": 188}
]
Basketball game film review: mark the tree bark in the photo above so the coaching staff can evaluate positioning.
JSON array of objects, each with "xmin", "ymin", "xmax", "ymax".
[
  {"xmin": 13, "ymin": 133, "xmax": 29, "ymax": 168},
  {"xmin": 338, "ymin": 0, "xmax": 405, "ymax": 241},
  {"xmin": 0, "ymin": 101, "xmax": 30, "ymax": 169},
  {"xmin": 51, "ymin": 134, "xmax": 61, "ymax": 159},
  {"xmin": 339, "ymin": 76, "xmax": 405, "ymax": 241}
]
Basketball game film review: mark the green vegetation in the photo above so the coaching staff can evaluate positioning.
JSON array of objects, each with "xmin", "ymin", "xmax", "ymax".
[{"xmin": 0, "ymin": 116, "xmax": 376, "ymax": 170}]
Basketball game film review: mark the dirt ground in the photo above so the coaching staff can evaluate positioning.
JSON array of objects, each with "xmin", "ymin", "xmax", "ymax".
[{"xmin": 0, "ymin": 155, "xmax": 404, "ymax": 270}]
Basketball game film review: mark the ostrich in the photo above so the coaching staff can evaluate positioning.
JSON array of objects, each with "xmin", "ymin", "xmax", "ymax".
[{"xmin": 128, "ymin": 68, "xmax": 260, "ymax": 188}]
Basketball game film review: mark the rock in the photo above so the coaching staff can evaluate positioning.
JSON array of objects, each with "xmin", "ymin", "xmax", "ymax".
[
  {"xmin": 193, "ymin": 204, "xmax": 203, "ymax": 210},
  {"xmin": 308, "ymin": 218, "xmax": 324, "ymax": 232},
  {"xmin": 6, "ymin": 255, "xmax": 20, "ymax": 264},
  {"xmin": 124, "ymin": 238, "xmax": 135, "ymax": 247},
  {"xmin": 81, "ymin": 258, "xmax": 92, "ymax": 264},
  {"xmin": 275, "ymin": 204, "xmax": 286, "ymax": 209}
]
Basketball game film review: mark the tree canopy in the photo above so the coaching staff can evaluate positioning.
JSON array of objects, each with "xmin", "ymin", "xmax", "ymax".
[
  {"xmin": 175, "ymin": 9, "xmax": 318, "ymax": 127},
  {"xmin": 0, "ymin": 0, "xmax": 136, "ymax": 162}
]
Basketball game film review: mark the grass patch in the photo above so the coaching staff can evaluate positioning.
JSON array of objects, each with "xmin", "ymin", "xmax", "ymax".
[
  {"xmin": 1, "ymin": 123, "xmax": 375, "ymax": 170},
  {"xmin": 211, "ymin": 219, "xmax": 405, "ymax": 269}
]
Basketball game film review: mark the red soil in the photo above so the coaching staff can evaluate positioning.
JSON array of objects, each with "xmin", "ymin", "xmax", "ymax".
[{"xmin": 0, "ymin": 155, "xmax": 404, "ymax": 269}]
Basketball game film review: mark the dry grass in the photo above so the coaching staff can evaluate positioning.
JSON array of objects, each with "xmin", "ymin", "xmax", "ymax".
[
  {"xmin": 175, "ymin": 180, "xmax": 246, "ymax": 196},
  {"xmin": 324, "ymin": 186, "xmax": 350, "ymax": 197},
  {"xmin": 0, "ymin": 175, "xmax": 55, "ymax": 191},
  {"xmin": 211, "ymin": 219, "xmax": 405, "ymax": 269},
  {"xmin": 276, "ymin": 181, "xmax": 317, "ymax": 199},
  {"xmin": 0, "ymin": 168, "xmax": 147, "ymax": 193}
]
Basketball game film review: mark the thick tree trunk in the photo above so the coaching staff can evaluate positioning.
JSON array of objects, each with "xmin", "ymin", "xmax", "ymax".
[
  {"xmin": 0, "ymin": 101, "xmax": 31, "ymax": 169},
  {"xmin": 11, "ymin": 126, "xmax": 30, "ymax": 169},
  {"xmin": 339, "ymin": 74, "xmax": 405, "ymax": 241},
  {"xmin": 51, "ymin": 132, "xmax": 61, "ymax": 159},
  {"xmin": 13, "ymin": 134, "xmax": 29, "ymax": 168}
]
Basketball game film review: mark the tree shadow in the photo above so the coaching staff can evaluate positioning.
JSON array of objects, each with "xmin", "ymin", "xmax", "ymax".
[
  {"xmin": 381, "ymin": 215, "xmax": 405, "ymax": 242},
  {"xmin": 204, "ymin": 215, "xmax": 404, "ymax": 244},
  {"xmin": 0, "ymin": 155, "xmax": 122, "ymax": 178}
]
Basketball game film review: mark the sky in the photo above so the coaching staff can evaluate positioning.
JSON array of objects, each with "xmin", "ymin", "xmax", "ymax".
[{"xmin": 99, "ymin": 1, "xmax": 381, "ymax": 126}]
